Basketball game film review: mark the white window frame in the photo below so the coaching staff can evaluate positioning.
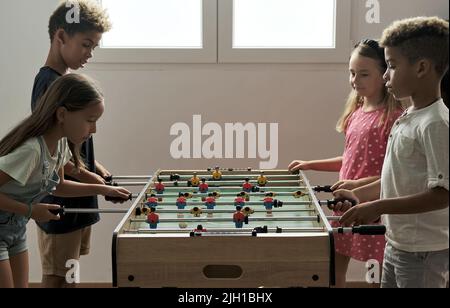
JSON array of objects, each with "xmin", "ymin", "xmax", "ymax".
[
  {"xmin": 93, "ymin": 0, "xmax": 351, "ymax": 64},
  {"xmin": 218, "ymin": 0, "xmax": 352, "ymax": 63},
  {"xmin": 93, "ymin": 0, "xmax": 217, "ymax": 63}
]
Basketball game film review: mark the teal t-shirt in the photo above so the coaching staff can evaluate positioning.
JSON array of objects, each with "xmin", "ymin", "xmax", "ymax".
[{"xmin": 0, "ymin": 137, "xmax": 72, "ymax": 206}]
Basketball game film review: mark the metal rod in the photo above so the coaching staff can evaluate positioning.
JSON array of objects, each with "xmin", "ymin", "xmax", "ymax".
[
  {"xmin": 62, "ymin": 208, "xmax": 129, "ymax": 214},
  {"xmin": 125, "ymin": 227, "xmax": 326, "ymax": 234},
  {"xmin": 130, "ymin": 216, "xmax": 323, "ymax": 223},
  {"xmin": 149, "ymin": 191, "xmax": 309, "ymax": 198},
  {"xmin": 145, "ymin": 200, "xmax": 312, "ymax": 206},
  {"xmin": 148, "ymin": 186, "xmax": 307, "ymax": 192},
  {"xmin": 157, "ymin": 174, "xmax": 300, "ymax": 181},
  {"xmin": 137, "ymin": 208, "xmax": 315, "ymax": 214}
]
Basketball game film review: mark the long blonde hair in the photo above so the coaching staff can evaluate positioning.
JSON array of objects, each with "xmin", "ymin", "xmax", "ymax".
[
  {"xmin": 336, "ymin": 39, "xmax": 402, "ymax": 133},
  {"xmin": 0, "ymin": 74, "xmax": 104, "ymax": 170}
]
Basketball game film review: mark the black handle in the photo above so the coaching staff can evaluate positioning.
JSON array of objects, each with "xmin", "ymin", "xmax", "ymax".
[
  {"xmin": 327, "ymin": 198, "xmax": 357, "ymax": 210},
  {"xmin": 103, "ymin": 175, "xmax": 113, "ymax": 183},
  {"xmin": 105, "ymin": 194, "xmax": 133, "ymax": 202},
  {"xmin": 314, "ymin": 185, "xmax": 333, "ymax": 193},
  {"xmin": 352, "ymin": 225, "xmax": 386, "ymax": 235}
]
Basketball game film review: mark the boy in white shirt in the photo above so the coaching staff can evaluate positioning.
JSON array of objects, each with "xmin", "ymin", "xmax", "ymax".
[{"xmin": 334, "ymin": 16, "xmax": 449, "ymax": 288}]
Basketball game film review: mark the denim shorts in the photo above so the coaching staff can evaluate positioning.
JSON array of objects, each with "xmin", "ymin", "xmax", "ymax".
[
  {"xmin": 0, "ymin": 213, "xmax": 28, "ymax": 261},
  {"xmin": 382, "ymin": 242, "xmax": 449, "ymax": 288}
]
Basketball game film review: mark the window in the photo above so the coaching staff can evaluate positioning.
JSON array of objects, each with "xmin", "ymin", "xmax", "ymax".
[
  {"xmin": 232, "ymin": 0, "xmax": 335, "ymax": 49},
  {"xmin": 101, "ymin": 0, "xmax": 203, "ymax": 48},
  {"xmin": 219, "ymin": 0, "xmax": 351, "ymax": 63},
  {"xmin": 94, "ymin": 0, "xmax": 351, "ymax": 63},
  {"xmin": 95, "ymin": 0, "xmax": 217, "ymax": 63}
]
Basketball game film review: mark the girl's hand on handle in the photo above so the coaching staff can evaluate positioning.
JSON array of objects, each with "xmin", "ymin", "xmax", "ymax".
[
  {"xmin": 31, "ymin": 204, "xmax": 61, "ymax": 223},
  {"xmin": 288, "ymin": 160, "xmax": 311, "ymax": 172},
  {"xmin": 332, "ymin": 189, "xmax": 360, "ymax": 212},
  {"xmin": 331, "ymin": 179, "xmax": 359, "ymax": 191},
  {"xmin": 103, "ymin": 186, "xmax": 132, "ymax": 204}
]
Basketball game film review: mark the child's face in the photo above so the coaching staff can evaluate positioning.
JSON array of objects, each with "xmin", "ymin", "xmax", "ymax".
[
  {"xmin": 349, "ymin": 53, "xmax": 386, "ymax": 99},
  {"xmin": 59, "ymin": 30, "xmax": 103, "ymax": 70},
  {"xmin": 61, "ymin": 101, "xmax": 105, "ymax": 145},
  {"xmin": 383, "ymin": 46, "xmax": 416, "ymax": 100}
]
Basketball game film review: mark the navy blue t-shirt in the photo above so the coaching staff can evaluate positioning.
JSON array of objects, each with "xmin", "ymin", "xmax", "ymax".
[{"xmin": 31, "ymin": 67, "xmax": 100, "ymax": 234}]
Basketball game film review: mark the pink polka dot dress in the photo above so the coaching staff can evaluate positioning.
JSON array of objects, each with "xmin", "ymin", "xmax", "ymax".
[{"xmin": 332, "ymin": 106, "xmax": 403, "ymax": 264}]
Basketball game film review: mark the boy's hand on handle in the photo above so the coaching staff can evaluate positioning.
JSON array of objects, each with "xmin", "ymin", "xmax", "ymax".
[
  {"xmin": 31, "ymin": 204, "xmax": 61, "ymax": 223},
  {"xmin": 288, "ymin": 160, "xmax": 311, "ymax": 172},
  {"xmin": 331, "ymin": 179, "xmax": 359, "ymax": 191},
  {"xmin": 339, "ymin": 200, "xmax": 381, "ymax": 227},
  {"xmin": 331, "ymin": 189, "xmax": 360, "ymax": 212},
  {"xmin": 104, "ymin": 186, "xmax": 132, "ymax": 204}
]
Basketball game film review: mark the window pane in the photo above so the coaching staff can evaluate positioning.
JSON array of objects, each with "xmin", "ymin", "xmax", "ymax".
[
  {"xmin": 101, "ymin": 0, "xmax": 203, "ymax": 48},
  {"xmin": 233, "ymin": 0, "xmax": 336, "ymax": 49}
]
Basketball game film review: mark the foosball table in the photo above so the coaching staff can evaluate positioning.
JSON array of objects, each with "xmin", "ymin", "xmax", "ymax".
[{"xmin": 108, "ymin": 168, "xmax": 385, "ymax": 288}]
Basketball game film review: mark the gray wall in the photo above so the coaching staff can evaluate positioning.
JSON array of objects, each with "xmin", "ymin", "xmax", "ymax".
[{"xmin": 0, "ymin": 0, "xmax": 448, "ymax": 283}]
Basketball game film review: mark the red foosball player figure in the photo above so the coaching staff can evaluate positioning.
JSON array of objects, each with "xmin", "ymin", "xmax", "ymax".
[
  {"xmin": 190, "ymin": 224, "xmax": 208, "ymax": 237},
  {"xmin": 234, "ymin": 194, "xmax": 246, "ymax": 207},
  {"xmin": 257, "ymin": 172, "xmax": 268, "ymax": 186},
  {"xmin": 205, "ymin": 193, "xmax": 216, "ymax": 210},
  {"xmin": 145, "ymin": 194, "xmax": 158, "ymax": 208},
  {"xmin": 233, "ymin": 206, "xmax": 246, "ymax": 229},
  {"xmin": 190, "ymin": 172, "xmax": 200, "ymax": 187},
  {"xmin": 212, "ymin": 166, "xmax": 222, "ymax": 180},
  {"xmin": 263, "ymin": 193, "xmax": 274, "ymax": 214},
  {"xmin": 176, "ymin": 192, "xmax": 187, "ymax": 209},
  {"xmin": 155, "ymin": 178, "xmax": 165, "ymax": 194},
  {"xmin": 198, "ymin": 178, "xmax": 209, "ymax": 193},
  {"xmin": 147, "ymin": 207, "xmax": 159, "ymax": 229},
  {"xmin": 194, "ymin": 225, "xmax": 207, "ymax": 233},
  {"xmin": 242, "ymin": 178, "xmax": 253, "ymax": 193}
]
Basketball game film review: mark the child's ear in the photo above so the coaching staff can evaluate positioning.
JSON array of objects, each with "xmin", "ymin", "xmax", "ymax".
[
  {"xmin": 55, "ymin": 29, "xmax": 67, "ymax": 45},
  {"xmin": 56, "ymin": 106, "xmax": 67, "ymax": 124},
  {"xmin": 416, "ymin": 59, "xmax": 432, "ymax": 78}
]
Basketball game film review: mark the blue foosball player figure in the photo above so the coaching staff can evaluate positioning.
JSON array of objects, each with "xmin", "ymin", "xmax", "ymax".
[
  {"xmin": 155, "ymin": 178, "xmax": 165, "ymax": 194},
  {"xmin": 147, "ymin": 207, "xmax": 159, "ymax": 229},
  {"xmin": 199, "ymin": 178, "xmax": 209, "ymax": 193},
  {"xmin": 242, "ymin": 178, "xmax": 253, "ymax": 193},
  {"xmin": 145, "ymin": 194, "xmax": 158, "ymax": 208},
  {"xmin": 176, "ymin": 192, "xmax": 187, "ymax": 210},
  {"xmin": 234, "ymin": 195, "xmax": 246, "ymax": 207},
  {"xmin": 233, "ymin": 206, "xmax": 246, "ymax": 228},
  {"xmin": 205, "ymin": 193, "xmax": 216, "ymax": 210}
]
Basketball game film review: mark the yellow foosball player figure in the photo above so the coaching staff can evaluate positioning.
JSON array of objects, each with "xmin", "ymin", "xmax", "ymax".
[
  {"xmin": 257, "ymin": 172, "xmax": 268, "ymax": 186},
  {"xmin": 212, "ymin": 166, "xmax": 222, "ymax": 180},
  {"xmin": 190, "ymin": 172, "xmax": 200, "ymax": 187}
]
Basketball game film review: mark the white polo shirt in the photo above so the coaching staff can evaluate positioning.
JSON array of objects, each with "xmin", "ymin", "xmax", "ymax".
[{"xmin": 381, "ymin": 99, "xmax": 449, "ymax": 252}]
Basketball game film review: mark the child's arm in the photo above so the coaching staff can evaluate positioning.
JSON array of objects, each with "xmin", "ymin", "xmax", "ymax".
[
  {"xmin": 331, "ymin": 176, "xmax": 381, "ymax": 191},
  {"xmin": 94, "ymin": 160, "xmax": 111, "ymax": 178},
  {"xmin": 53, "ymin": 168, "xmax": 130, "ymax": 199},
  {"xmin": 64, "ymin": 162, "xmax": 106, "ymax": 184},
  {"xmin": 339, "ymin": 187, "xmax": 449, "ymax": 227},
  {"xmin": 0, "ymin": 171, "xmax": 60, "ymax": 222},
  {"xmin": 288, "ymin": 157, "xmax": 343, "ymax": 172}
]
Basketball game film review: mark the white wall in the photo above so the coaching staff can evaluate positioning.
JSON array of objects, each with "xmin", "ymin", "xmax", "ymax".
[{"xmin": 0, "ymin": 0, "xmax": 448, "ymax": 284}]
